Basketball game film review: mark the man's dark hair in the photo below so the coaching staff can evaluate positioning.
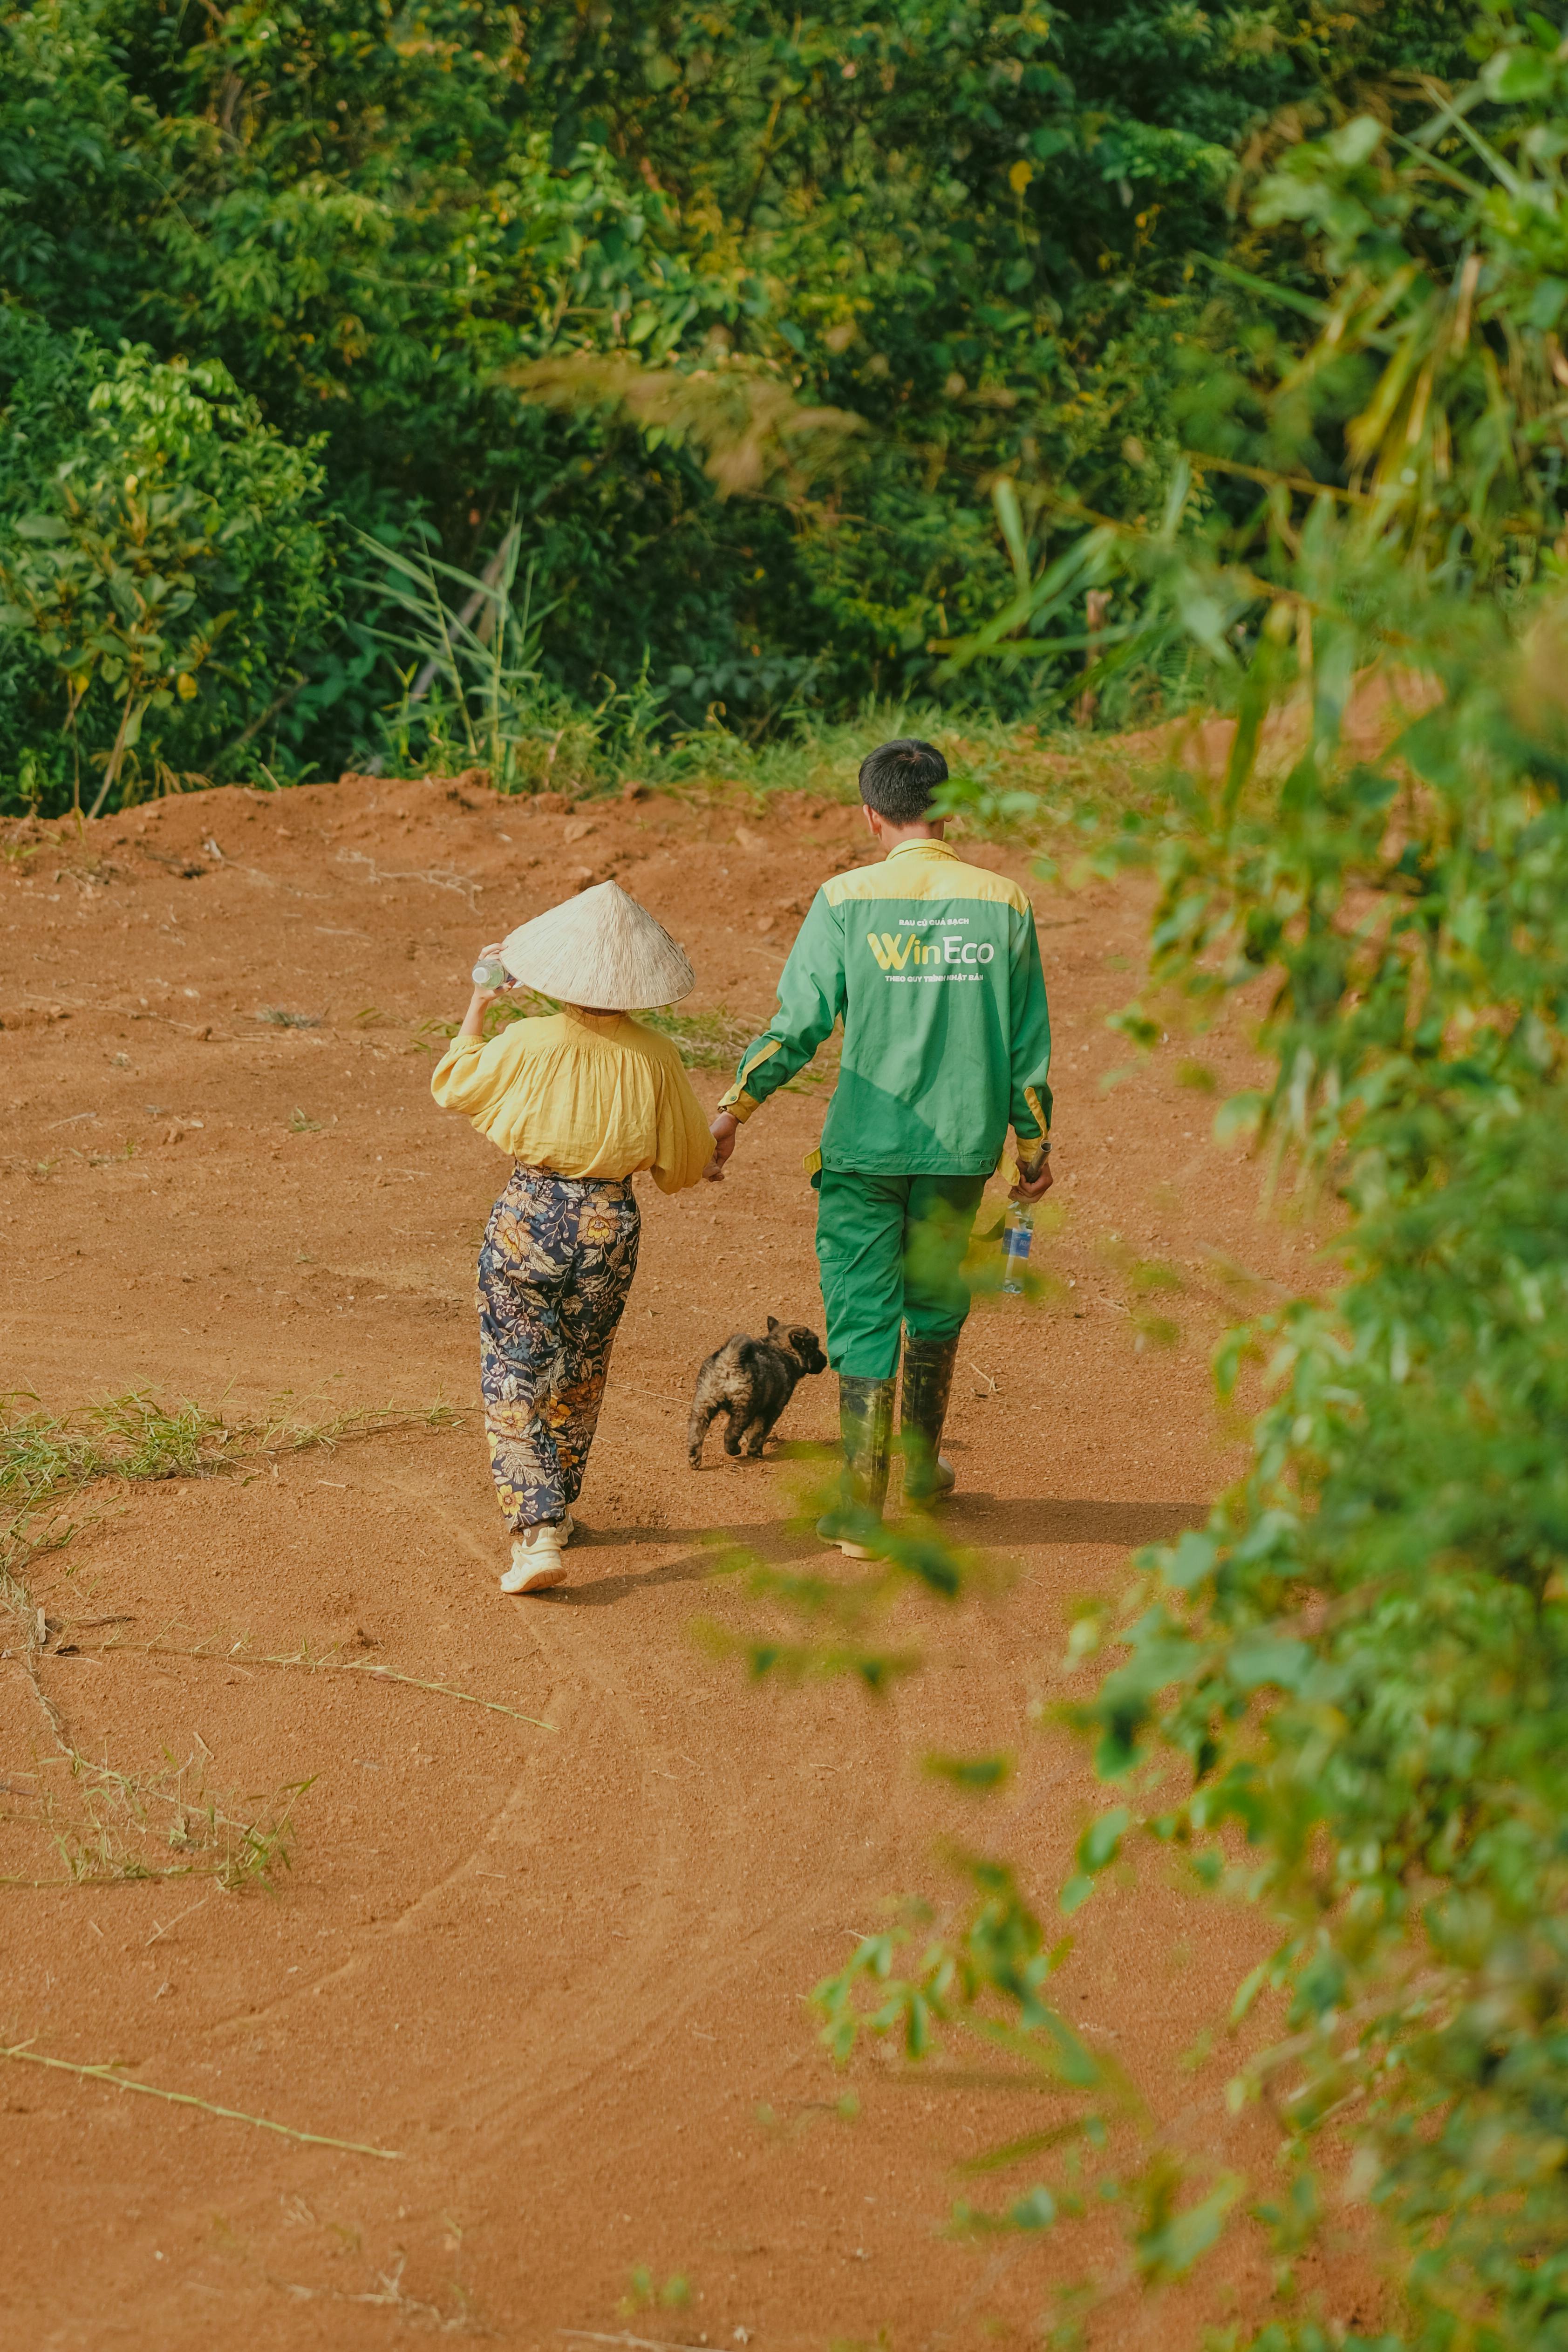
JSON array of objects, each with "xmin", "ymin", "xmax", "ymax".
[{"xmin": 858, "ymin": 737, "xmax": 948, "ymax": 823}]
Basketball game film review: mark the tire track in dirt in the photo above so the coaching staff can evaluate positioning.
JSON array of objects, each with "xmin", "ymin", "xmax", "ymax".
[{"xmin": 393, "ymin": 1486, "xmax": 788, "ymax": 2154}]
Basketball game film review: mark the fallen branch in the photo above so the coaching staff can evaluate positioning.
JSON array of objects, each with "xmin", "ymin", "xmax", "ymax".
[
  {"xmin": 131, "ymin": 1642, "xmax": 557, "ymax": 1730},
  {"xmin": 335, "ymin": 848, "xmax": 483, "ymax": 907},
  {"xmin": 267, "ymin": 1650, "xmax": 556, "ymax": 1728},
  {"xmin": 269, "ymin": 2250, "xmax": 482, "ymax": 2330},
  {"xmin": 559, "ymin": 2334, "xmax": 714, "ymax": 2352},
  {"xmin": 0, "ymin": 2040, "xmax": 404, "ymax": 2159},
  {"xmin": 0, "ymin": 1867, "xmax": 208, "ymax": 1891}
]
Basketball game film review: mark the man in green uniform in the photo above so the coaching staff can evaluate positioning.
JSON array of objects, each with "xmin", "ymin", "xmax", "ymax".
[{"xmin": 709, "ymin": 737, "xmax": 1054, "ymax": 1553}]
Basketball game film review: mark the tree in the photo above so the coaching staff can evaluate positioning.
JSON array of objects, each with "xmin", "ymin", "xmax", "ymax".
[
  {"xmin": 0, "ymin": 318, "xmax": 333, "ymax": 803},
  {"xmin": 0, "ymin": 0, "xmax": 1484, "ymax": 804}
]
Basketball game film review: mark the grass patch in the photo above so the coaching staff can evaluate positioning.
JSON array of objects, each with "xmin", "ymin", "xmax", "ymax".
[
  {"xmin": 381, "ymin": 693, "xmax": 1089, "ymax": 828},
  {"xmin": 0, "ymin": 1391, "xmax": 468, "ymax": 1894},
  {"xmin": 25, "ymin": 1753, "xmax": 311, "ymax": 1894},
  {"xmin": 638, "ymin": 1003, "xmax": 757, "ymax": 1068},
  {"xmin": 581, "ymin": 697, "xmax": 1067, "ymax": 805},
  {"xmin": 0, "ymin": 1392, "xmax": 227, "ymax": 1504},
  {"xmin": 420, "ymin": 990, "xmax": 761, "ymax": 1069},
  {"xmin": 0, "ymin": 1390, "xmax": 465, "ymax": 1508}
]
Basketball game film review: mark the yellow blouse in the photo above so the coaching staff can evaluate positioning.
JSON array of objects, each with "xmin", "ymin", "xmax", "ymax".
[{"xmin": 430, "ymin": 1008, "xmax": 714, "ymax": 1193}]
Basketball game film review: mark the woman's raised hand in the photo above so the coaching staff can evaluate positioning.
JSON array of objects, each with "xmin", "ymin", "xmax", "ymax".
[{"xmin": 460, "ymin": 945, "xmax": 510, "ymax": 1040}]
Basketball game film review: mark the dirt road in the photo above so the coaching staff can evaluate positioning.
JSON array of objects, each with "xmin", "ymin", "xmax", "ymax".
[{"xmin": 0, "ymin": 775, "xmax": 1324, "ymax": 2348}]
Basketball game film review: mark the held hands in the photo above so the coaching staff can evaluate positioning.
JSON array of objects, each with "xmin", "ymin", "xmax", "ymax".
[{"xmin": 700, "ymin": 1111, "xmax": 740, "ymax": 1183}]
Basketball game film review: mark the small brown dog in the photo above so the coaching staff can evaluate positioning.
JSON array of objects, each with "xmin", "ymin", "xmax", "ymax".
[{"xmin": 688, "ymin": 1319, "xmax": 828, "ymax": 1466}]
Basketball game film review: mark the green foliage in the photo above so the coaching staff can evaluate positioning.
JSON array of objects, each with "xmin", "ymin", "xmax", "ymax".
[
  {"xmin": 815, "ymin": 1860, "xmax": 1087, "ymax": 2064},
  {"xmin": 0, "ymin": 318, "xmax": 333, "ymax": 806},
  {"xmin": 619, "ymin": 2265, "xmax": 691, "ymax": 2315},
  {"xmin": 0, "ymin": 1389, "xmax": 232, "ymax": 1501},
  {"xmin": 698, "ymin": 1455, "xmax": 992, "ymax": 1693},
  {"xmin": 0, "ymin": 1389, "xmax": 465, "ymax": 1510},
  {"xmin": 754, "ymin": 21, "xmax": 1568, "ymax": 2350},
  {"xmin": 363, "ymin": 524, "xmax": 580, "ymax": 792},
  {"xmin": 0, "ymin": 0, "xmax": 1482, "ymax": 809},
  {"xmin": 476, "ymin": 985, "xmax": 763, "ymax": 1068},
  {"xmin": 1045, "ymin": 638, "xmax": 1568, "ymax": 2326}
]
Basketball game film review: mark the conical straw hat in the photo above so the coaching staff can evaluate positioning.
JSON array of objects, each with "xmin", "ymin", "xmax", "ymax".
[{"xmin": 498, "ymin": 879, "xmax": 695, "ymax": 1010}]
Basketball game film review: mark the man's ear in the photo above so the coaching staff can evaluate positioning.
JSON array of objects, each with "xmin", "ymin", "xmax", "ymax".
[{"xmin": 861, "ymin": 802, "xmax": 880, "ymax": 840}]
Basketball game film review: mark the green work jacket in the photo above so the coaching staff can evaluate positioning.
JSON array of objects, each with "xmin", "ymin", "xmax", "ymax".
[{"xmin": 718, "ymin": 839, "xmax": 1052, "ymax": 1176}]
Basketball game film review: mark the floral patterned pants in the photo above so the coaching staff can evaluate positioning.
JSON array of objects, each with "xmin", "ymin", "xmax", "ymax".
[{"xmin": 477, "ymin": 1166, "xmax": 641, "ymax": 1530}]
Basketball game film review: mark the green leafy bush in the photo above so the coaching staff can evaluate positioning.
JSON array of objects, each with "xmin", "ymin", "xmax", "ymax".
[
  {"xmin": 0, "ymin": 318, "xmax": 333, "ymax": 807},
  {"xmin": 0, "ymin": 0, "xmax": 1482, "ymax": 801},
  {"xmin": 774, "ymin": 19, "xmax": 1568, "ymax": 2347}
]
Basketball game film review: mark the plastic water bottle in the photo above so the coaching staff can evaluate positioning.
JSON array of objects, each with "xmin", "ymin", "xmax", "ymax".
[
  {"xmin": 1000, "ymin": 1202, "xmax": 1034, "ymax": 1294},
  {"xmin": 472, "ymin": 955, "xmax": 509, "ymax": 990}
]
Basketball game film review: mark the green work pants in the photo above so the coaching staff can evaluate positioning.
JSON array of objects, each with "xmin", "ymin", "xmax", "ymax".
[{"xmin": 815, "ymin": 1169, "xmax": 989, "ymax": 1380}]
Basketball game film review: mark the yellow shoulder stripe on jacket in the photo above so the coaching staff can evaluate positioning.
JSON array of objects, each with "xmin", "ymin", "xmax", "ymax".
[{"xmin": 822, "ymin": 859, "xmax": 1030, "ymax": 914}]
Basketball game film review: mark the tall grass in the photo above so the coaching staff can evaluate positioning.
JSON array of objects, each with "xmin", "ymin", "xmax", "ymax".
[
  {"xmin": 365, "ymin": 525, "xmax": 645, "ymax": 792},
  {"xmin": 357, "ymin": 522, "xmax": 1076, "ymax": 807}
]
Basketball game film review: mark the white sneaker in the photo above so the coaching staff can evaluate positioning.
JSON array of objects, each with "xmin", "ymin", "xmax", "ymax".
[
  {"xmin": 559, "ymin": 1509, "xmax": 576, "ymax": 1546},
  {"xmin": 500, "ymin": 1525, "xmax": 566, "ymax": 1594}
]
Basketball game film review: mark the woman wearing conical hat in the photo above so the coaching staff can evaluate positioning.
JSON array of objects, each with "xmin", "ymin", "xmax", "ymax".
[{"xmin": 431, "ymin": 880, "xmax": 720, "ymax": 1595}]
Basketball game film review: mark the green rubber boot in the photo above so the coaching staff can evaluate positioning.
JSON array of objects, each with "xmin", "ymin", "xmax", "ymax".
[
  {"xmin": 901, "ymin": 1333, "xmax": 961, "ymax": 1506},
  {"xmin": 817, "ymin": 1375, "xmax": 895, "ymax": 1557}
]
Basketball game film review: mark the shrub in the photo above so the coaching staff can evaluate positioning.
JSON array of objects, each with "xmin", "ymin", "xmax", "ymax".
[
  {"xmin": 0, "ymin": 316, "xmax": 334, "ymax": 811},
  {"xmin": 784, "ymin": 19, "xmax": 1568, "ymax": 2346}
]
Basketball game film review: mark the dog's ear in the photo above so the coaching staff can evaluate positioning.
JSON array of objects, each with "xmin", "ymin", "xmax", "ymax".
[{"xmin": 766, "ymin": 1315, "xmax": 782, "ymax": 1335}]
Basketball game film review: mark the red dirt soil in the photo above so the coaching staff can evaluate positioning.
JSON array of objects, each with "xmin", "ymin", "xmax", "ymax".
[{"xmin": 0, "ymin": 775, "xmax": 1358, "ymax": 2349}]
